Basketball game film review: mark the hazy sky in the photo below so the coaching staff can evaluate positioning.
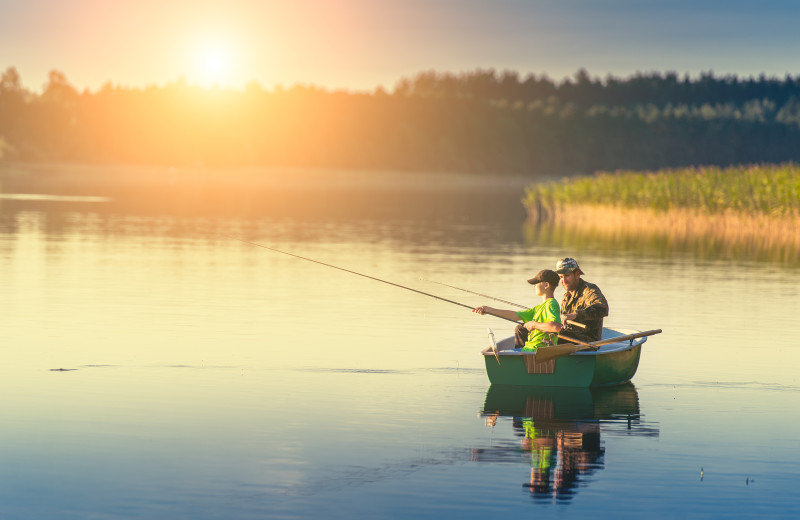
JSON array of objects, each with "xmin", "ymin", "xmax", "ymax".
[{"xmin": 2, "ymin": 0, "xmax": 799, "ymax": 93}]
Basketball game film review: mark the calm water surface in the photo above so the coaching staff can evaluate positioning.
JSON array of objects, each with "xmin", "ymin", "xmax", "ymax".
[{"xmin": 0, "ymin": 167, "xmax": 799, "ymax": 519}]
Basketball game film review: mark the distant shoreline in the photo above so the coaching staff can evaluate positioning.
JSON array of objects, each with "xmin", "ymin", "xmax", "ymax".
[{"xmin": 5, "ymin": 68, "xmax": 800, "ymax": 175}]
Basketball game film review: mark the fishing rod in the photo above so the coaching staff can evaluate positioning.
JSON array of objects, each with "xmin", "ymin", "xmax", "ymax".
[
  {"xmin": 422, "ymin": 277, "xmax": 588, "ymax": 331},
  {"xmin": 421, "ymin": 278, "xmax": 527, "ymax": 309},
  {"xmin": 224, "ymin": 235, "xmax": 520, "ymax": 324},
  {"xmin": 226, "ymin": 235, "xmax": 589, "ymax": 344}
]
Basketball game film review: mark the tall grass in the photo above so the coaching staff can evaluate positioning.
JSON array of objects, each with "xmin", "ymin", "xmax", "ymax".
[
  {"xmin": 523, "ymin": 163, "xmax": 800, "ymax": 263},
  {"xmin": 525, "ymin": 163, "xmax": 800, "ymax": 218}
]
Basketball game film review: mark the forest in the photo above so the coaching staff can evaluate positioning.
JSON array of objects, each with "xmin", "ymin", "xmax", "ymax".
[{"xmin": 2, "ymin": 66, "xmax": 800, "ymax": 175}]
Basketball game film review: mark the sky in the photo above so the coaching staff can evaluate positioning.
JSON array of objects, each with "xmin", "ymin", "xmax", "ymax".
[{"xmin": 2, "ymin": 0, "xmax": 800, "ymax": 93}]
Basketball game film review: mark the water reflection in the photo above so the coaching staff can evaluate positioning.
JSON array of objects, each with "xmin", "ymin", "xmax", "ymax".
[
  {"xmin": 525, "ymin": 219, "xmax": 800, "ymax": 265},
  {"xmin": 472, "ymin": 383, "xmax": 658, "ymax": 502},
  {"xmin": 4, "ymin": 166, "xmax": 799, "ymax": 519},
  {"xmin": 0, "ymin": 167, "xmax": 532, "ymax": 254},
  {"xmin": 0, "ymin": 164, "xmax": 530, "ymax": 224}
]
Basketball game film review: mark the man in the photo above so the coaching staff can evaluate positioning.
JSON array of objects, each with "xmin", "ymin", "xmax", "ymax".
[
  {"xmin": 473, "ymin": 269, "xmax": 562, "ymax": 352},
  {"xmin": 555, "ymin": 258, "xmax": 609, "ymax": 343}
]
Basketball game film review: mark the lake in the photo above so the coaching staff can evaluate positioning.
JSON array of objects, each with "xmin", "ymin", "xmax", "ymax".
[{"xmin": 1, "ymin": 165, "xmax": 799, "ymax": 519}]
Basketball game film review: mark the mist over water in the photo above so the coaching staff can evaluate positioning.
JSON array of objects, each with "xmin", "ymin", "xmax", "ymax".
[{"xmin": 1, "ymin": 166, "xmax": 798, "ymax": 519}]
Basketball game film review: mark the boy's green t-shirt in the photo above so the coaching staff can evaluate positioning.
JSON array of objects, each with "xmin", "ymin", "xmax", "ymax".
[{"xmin": 516, "ymin": 298, "xmax": 561, "ymax": 352}]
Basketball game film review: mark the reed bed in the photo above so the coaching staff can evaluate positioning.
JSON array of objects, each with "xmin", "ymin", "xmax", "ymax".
[
  {"xmin": 524, "ymin": 163, "xmax": 800, "ymax": 261},
  {"xmin": 526, "ymin": 163, "xmax": 800, "ymax": 217}
]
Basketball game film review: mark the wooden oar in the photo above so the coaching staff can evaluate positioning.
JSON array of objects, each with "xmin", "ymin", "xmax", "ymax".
[
  {"xmin": 556, "ymin": 334, "xmax": 592, "ymax": 347},
  {"xmin": 564, "ymin": 320, "xmax": 587, "ymax": 330},
  {"xmin": 533, "ymin": 329, "xmax": 662, "ymax": 363},
  {"xmin": 584, "ymin": 329, "xmax": 662, "ymax": 349}
]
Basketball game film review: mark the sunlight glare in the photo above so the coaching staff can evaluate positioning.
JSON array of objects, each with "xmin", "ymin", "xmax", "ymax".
[{"xmin": 193, "ymin": 42, "xmax": 235, "ymax": 88}]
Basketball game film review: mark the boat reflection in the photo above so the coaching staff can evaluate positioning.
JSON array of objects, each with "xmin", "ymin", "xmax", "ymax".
[{"xmin": 471, "ymin": 383, "xmax": 658, "ymax": 502}]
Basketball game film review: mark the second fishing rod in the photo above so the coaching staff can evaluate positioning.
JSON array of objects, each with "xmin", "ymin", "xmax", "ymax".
[
  {"xmin": 421, "ymin": 277, "xmax": 587, "ymax": 330},
  {"xmin": 226, "ymin": 236, "xmax": 588, "ymax": 344}
]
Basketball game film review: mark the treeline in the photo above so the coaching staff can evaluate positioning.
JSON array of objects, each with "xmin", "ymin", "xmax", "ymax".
[
  {"xmin": 3, "ymin": 66, "xmax": 800, "ymax": 174},
  {"xmin": 396, "ymin": 68, "xmax": 800, "ymax": 108}
]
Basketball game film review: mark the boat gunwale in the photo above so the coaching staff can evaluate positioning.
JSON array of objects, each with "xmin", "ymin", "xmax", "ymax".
[{"xmin": 480, "ymin": 327, "xmax": 649, "ymax": 357}]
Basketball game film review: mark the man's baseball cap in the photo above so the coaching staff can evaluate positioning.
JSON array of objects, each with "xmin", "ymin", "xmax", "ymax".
[{"xmin": 555, "ymin": 257, "xmax": 583, "ymax": 275}]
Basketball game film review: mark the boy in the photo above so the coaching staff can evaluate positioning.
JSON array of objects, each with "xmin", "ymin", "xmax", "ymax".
[{"xmin": 473, "ymin": 269, "xmax": 562, "ymax": 352}]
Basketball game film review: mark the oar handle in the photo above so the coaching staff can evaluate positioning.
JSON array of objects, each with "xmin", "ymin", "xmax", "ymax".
[
  {"xmin": 557, "ymin": 328, "xmax": 662, "ymax": 351},
  {"xmin": 557, "ymin": 334, "xmax": 593, "ymax": 347},
  {"xmin": 587, "ymin": 329, "xmax": 663, "ymax": 348},
  {"xmin": 564, "ymin": 319, "xmax": 587, "ymax": 329}
]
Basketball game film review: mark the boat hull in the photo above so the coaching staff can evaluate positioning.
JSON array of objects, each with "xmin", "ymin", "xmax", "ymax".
[{"xmin": 482, "ymin": 329, "xmax": 644, "ymax": 387}]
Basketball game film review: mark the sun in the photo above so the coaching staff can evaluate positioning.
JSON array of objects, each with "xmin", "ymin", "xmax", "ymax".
[{"xmin": 193, "ymin": 42, "xmax": 235, "ymax": 87}]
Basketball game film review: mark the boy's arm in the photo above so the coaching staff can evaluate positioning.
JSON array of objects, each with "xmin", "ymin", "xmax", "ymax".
[
  {"xmin": 473, "ymin": 306, "xmax": 521, "ymax": 322},
  {"xmin": 524, "ymin": 321, "xmax": 562, "ymax": 333}
]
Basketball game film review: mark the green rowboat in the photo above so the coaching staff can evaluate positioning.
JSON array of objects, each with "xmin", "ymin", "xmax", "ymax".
[{"xmin": 482, "ymin": 327, "xmax": 655, "ymax": 387}]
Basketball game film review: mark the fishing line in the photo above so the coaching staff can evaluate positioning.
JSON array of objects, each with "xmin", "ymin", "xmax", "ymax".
[
  {"xmin": 422, "ymin": 277, "xmax": 589, "ymax": 331},
  {"xmin": 224, "ymin": 235, "xmax": 520, "ymax": 324},
  {"xmin": 420, "ymin": 278, "xmax": 527, "ymax": 308}
]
